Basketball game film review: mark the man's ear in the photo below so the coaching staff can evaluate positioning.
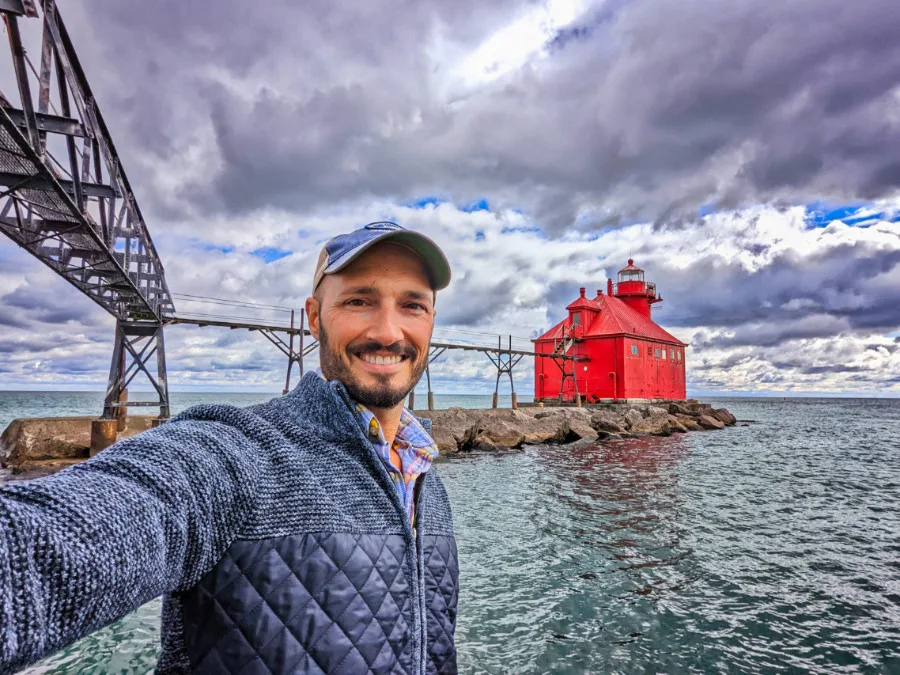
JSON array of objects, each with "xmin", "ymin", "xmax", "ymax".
[{"xmin": 305, "ymin": 295, "xmax": 320, "ymax": 339}]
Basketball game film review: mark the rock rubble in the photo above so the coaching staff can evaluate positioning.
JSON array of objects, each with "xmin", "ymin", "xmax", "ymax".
[{"xmin": 416, "ymin": 400, "xmax": 737, "ymax": 453}]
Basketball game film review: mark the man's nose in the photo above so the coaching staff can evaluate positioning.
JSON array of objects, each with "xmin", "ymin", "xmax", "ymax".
[{"xmin": 366, "ymin": 305, "xmax": 406, "ymax": 347}]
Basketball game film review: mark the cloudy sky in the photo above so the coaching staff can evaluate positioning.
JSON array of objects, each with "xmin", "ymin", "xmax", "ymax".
[{"xmin": 1, "ymin": 0, "xmax": 898, "ymax": 397}]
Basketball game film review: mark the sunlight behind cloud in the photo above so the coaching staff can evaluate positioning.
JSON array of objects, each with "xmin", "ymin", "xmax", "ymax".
[{"xmin": 455, "ymin": 0, "xmax": 593, "ymax": 85}]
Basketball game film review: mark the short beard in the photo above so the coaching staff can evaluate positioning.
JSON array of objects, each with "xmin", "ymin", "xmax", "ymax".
[{"xmin": 318, "ymin": 323, "xmax": 428, "ymax": 409}]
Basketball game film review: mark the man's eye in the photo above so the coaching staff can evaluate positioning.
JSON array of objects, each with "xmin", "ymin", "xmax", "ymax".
[
  {"xmin": 406, "ymin": 303, "xmax": 428, "ymax": 311},
  {"xmin": 345, "ymin": 298, "xmax": 367, "ymax": 307}
]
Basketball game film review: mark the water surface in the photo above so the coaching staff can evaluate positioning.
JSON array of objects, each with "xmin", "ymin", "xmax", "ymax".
[{"xmin": 6, "ymin": 396, "xmax": 899, "ymax": 673}]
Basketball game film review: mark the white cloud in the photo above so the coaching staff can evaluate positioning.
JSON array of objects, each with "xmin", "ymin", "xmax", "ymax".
[
  {"xmin": 7, "ymin": 200, "xmax": 898, "ymax": 395},
  {"xmin": 3, "ymin": 0, "xmax": 900, "ymax": 398}
]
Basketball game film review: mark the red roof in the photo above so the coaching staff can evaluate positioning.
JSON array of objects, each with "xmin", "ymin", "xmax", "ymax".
[
  {"xmin": 535, "ymin": 292, "xmax": 686, "ymax": 345},
  {"xmin": 565, "ymin": 295, "xmax": 598, "ymax": 311},
  {"xmin": 619, "ymin": 258, "xmax": 643, "ymax": 273}
]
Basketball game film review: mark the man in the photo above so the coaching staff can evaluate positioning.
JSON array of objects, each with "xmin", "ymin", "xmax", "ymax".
[{"xmin": 0, "ymin": 222, "xmax": 458, "ymax": 675}]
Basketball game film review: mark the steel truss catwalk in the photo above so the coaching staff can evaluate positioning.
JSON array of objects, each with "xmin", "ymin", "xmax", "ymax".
[
  {"xmin": 0, "ymin": 0, "xmax": 175, "ymax": 420},
  {"xmin": 0, "ymin": 0, "xmax": 173, "ymax": 321}
]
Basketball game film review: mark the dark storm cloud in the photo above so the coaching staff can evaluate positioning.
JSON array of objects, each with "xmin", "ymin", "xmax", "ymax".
[
  {"xmin": 0, "ymin": 336, "xmax": 60, "ymax": 354},
  {"xmin": 770, "ymin": 362, "xmax": 867, "ymax": 375},
  {"xmin": 653, "ymin": 242, "xmax": 900, "ymax": 343},
  {"xmin": 0, "ymin": 307, "xmax": 28, "ymax": 329},
  {"xmin": 1, "ymin": 282, "xmax": 108, "ymax": 326},
  {"xmin": 437, "ymin": 277, "xmax": 520, "ymax": 326},
  {"xmin": 63, "ymin": 0, "xmax": 900, "ymax": 231}
]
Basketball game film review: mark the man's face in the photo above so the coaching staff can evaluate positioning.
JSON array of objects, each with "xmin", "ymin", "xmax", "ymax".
[{"xmin": 306, "ymin": 241, "xmax": 435, "ymax": 410}]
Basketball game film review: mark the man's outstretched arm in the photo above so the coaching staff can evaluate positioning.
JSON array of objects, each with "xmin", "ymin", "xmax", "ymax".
[{"xmin": 0, "ymin": 411, "xmax": 263, "ymax": 674}]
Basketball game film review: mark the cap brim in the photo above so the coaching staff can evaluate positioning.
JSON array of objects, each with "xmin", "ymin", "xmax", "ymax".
[{"xmin": 324, "ymin": 230, "xmax": 451, "ymax": 290}]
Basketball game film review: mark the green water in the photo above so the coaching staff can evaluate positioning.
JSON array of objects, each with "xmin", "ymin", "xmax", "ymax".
[{"xmin": 9, "ymin": 396, "xmax": 900, "ymax": 673}]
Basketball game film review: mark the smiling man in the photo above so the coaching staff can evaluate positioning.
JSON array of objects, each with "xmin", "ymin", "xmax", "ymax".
[{"xmin": 0, "ymin": 222, "xmax": 459, "ymax": 675}]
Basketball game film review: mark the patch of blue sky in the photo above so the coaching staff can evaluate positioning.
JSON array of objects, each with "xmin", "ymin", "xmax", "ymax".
[
  {"xmin": 461, "ymin": 198, "xmax": 490, "ymax": 213},
  {"xmin": 474, "ymin": 230, "xmax": 485, "ymax": 241},
  {"xmin": 697, "ymin": 202, "xmax": 717, "ymax": 217},
  {"xmin": 251, "ymin": 247, "xmax": 292, "ymax": 263},
  {"xmin": 404, "ymin": 196, "xmax": 445, "ymax": 209},
  {"xmin": 402, "ymin": 195, "xmax": 490, "ymax": 213},
  {"xmin": 804, "ymin": 201, "xmax": 893, "ymax": 228}
]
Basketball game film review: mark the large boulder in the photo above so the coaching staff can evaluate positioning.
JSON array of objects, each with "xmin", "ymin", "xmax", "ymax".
[
  {"xmin": 698, "ymin": 414, "xmax": 725, "ymax": 430},
  {"xmin": 711, "ymin": 408, "xmax": 737, "ymax": 426},
  {"xmin": 560, "ymin": 417, "xmax": 599, "ymax": 443},
  {"xmin": 467, "ymin": 415, "xmax": 527, "ymax": 450},
  {"xmin": 624, "ymin": 406, "xmax": 673, "ymax": 436},
  {"xmin": 675, "ymin": 414, "xmax": 703, "ymax": 431},
  {"xmin": 667, "ymin": 415, "xmax": 688, "ymax": 433},
  {"xmin": 590, "ymin": 410, "xmax": 628, "ymax": 434},
  {"xmin": 623, "ymin": 408, "xmax": 644, "ymax": 429},
  {"xmin": 667, "ymin": 402, "xmax": 694, "ymax": 417},
  {"xmin": 524, "ymin": 408, "xmax": 598, "ymax": 443},
  {"xmin": 415, "ymin": 407, "xmax": 471, "ymax": 453}
]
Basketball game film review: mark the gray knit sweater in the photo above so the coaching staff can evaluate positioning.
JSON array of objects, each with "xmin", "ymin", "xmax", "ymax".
[{"xmin": 0, "ymin": 373, "xmax": 458, "ymax": 674}]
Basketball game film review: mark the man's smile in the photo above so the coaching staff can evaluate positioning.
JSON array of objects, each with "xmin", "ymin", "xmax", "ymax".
[{"xmin": 353, "ymin": 350, "xmax": 411, "ymax": 374}]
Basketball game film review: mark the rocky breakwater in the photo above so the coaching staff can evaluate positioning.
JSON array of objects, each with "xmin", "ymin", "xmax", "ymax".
[
  {"xmin": 416, "ymin": 400, "xmax": 737, "ymax": 453},
  {"xmin": 1, "ymin": 402, "xmax": 736, "ymax": 481}
]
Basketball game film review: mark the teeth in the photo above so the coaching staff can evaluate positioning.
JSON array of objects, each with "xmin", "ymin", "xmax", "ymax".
[{"xmin": 361, "ymin": 354, "xmax": 402, "ymax": 365}]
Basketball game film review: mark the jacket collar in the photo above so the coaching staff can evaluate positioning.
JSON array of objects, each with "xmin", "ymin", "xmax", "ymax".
[
  {"xmin": 280, "ymin": 371, "xmax": 361, "ymax": 437},
  {"xmin": 281, "ymin": 370, "xmax": 433, "ymax": 439}
]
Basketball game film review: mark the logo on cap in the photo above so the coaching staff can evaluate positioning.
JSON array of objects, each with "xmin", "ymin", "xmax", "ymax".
[{"xmin": 364, "ymin": 222, "xmax": 403, "ymax": 232}]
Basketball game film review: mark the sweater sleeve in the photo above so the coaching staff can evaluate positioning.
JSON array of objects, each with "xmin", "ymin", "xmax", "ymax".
[{"xmin": 0, "ymin": 411, "xmax": 264, "ymax": 674}]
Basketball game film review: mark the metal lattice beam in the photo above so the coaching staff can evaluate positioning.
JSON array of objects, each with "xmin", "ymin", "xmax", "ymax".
[{"xmin": 0, "ymin": 0, "xmax": 174, "ymax": 321}]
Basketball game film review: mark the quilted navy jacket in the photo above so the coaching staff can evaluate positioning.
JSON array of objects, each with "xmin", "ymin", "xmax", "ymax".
[{"xmin": 0, "ymin": 372, "xmax": 459, "ymax": 674}]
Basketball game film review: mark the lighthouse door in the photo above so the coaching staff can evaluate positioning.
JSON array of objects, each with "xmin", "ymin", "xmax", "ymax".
[{"xmin": 562, "ymin": 376, "xmax": 576, "ymax": 402}]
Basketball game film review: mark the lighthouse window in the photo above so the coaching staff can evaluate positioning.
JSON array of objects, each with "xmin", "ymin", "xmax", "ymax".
[
  {"xmin": 662, "ymin": 349, "xmax": 667, "ymax": 359},
  {"xmin": 654, "ymin": 348, "xmax": 660, "ymax": 358},
  {"xmin": 631, "ymin": 344, "xmax": 638, "ymax": 356},
  {"xmin": 647, "ymin": 346, "xmax": 653, "ymax": 356},
  {"xmin": 572, "ymin": 312, "xmax": 581, "ymax": 326}
]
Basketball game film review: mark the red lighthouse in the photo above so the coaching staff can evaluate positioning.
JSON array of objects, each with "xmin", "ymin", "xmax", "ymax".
[{"xmin": 532, "ymin": 260, "xmax": 687, "ymax": 402}]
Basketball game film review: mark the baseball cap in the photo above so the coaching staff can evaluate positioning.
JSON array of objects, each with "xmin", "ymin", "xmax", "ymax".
[{"xmin": 312, "ymin": 222, "xmax": 451, "ymax": 292}]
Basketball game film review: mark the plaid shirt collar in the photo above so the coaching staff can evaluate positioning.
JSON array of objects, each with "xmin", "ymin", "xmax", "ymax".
[
  {"xmin": 353, "ymin": 403, "xmax": 439, "ymax": 478},
  {"xmin": 317, "ymin": 370, "xmax": 438, "ymax": 521}
]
